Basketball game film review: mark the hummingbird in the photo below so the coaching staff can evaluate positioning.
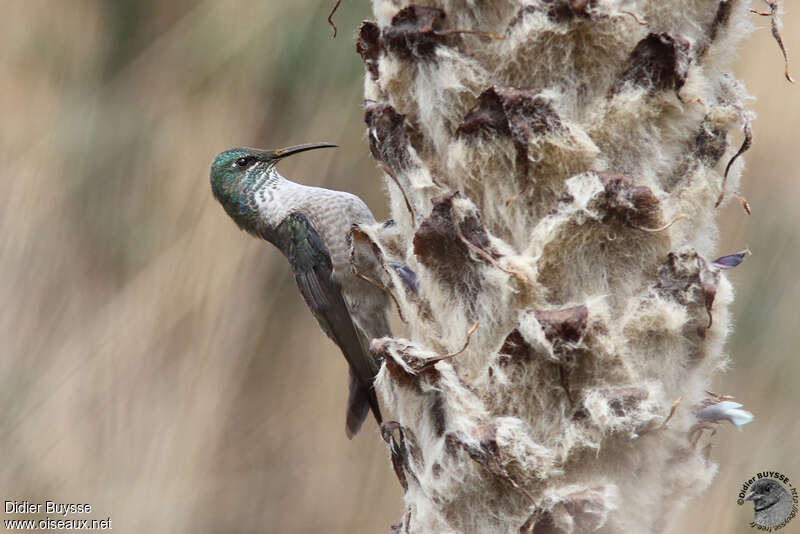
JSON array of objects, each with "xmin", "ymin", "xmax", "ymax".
[{"xmin": 210, "ymin": 143, "xmax": 389, "ymax": 438}]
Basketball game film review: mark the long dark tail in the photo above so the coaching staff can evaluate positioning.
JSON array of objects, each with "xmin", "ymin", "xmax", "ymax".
[{"xmin": 345, "ymin": 368, "xmax": 383, "ymax": 439}]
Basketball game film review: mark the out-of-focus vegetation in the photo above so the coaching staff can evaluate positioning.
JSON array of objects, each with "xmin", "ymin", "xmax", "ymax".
[{"xmin": 0, "ymin": 1, "xmax": 796, "ymax": 532}]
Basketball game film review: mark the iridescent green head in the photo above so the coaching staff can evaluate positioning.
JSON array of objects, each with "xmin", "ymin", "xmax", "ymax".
[{"xmin": 209, "ymin": 143, "xmax": 336, "ymax": 230}]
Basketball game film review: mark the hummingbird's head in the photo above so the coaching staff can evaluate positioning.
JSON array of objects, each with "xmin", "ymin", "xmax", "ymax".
[{"xmin": 210, "ymin": 143, "xmax": 336, "ymax": 231}]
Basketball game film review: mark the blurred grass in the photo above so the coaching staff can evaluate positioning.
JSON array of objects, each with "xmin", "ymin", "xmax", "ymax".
[{"xmin": 0, "ymin": 1, "xmax": 797, "ymax": 532}]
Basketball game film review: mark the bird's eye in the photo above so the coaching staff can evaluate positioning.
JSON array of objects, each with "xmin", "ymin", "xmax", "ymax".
[{"xmin": 234, "ymin": 156, "xmax": 256, "ymax": 167}]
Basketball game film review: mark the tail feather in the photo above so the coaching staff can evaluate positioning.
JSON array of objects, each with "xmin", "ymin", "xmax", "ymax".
[{"xmin": 345, "ymin": 368, "xmax": 382, "ymax": 439}]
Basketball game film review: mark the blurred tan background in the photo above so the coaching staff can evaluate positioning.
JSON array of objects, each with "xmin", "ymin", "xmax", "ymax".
[{"xmin": 0, "ymin": 1, "xmax": 796, "ymax": 532}]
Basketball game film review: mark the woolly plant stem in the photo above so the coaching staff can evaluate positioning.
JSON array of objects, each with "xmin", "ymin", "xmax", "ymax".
[{"xmin": 354, "ymin": 1, "xmax": 771, "ymax": 532}]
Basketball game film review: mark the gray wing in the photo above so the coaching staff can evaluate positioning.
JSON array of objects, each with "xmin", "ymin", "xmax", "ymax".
[{"xmin": 270, "ymin": 212, "xmax": 382, "ymax": 437}]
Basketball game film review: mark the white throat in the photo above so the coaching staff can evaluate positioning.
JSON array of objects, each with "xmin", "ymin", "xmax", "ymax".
[{"xmin": 252, "ymin": 167, "xmax": 315, "ymax": 229}]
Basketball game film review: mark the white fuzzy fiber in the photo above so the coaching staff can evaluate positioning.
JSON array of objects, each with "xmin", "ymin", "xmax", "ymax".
[{"xmin": 358, "ymin": 0, "xmax": 763, "ymax": 532}]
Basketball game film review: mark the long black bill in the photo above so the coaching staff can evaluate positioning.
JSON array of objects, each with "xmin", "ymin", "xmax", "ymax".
[{"xmin": 271, "ymin": 142, "xmax": 337, "ymax": 160}]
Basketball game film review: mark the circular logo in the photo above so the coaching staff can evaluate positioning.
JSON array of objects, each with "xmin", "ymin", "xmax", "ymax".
[{"xmin": 737, "ymin": 471, "xmax": 797, "ymax": 530}]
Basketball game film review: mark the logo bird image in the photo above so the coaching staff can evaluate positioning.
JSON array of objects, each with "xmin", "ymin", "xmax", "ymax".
[{"xmin": 745, "ymin": 478, "xmax": 793, "ymax": 527}]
